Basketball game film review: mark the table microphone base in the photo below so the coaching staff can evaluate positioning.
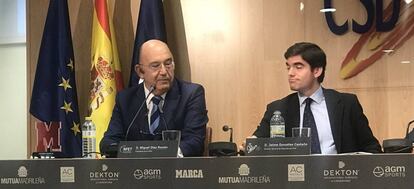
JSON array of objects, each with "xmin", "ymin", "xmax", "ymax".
[{"xmin": 208, "ymin": 142, "xmax": 237, "ymax": 156}]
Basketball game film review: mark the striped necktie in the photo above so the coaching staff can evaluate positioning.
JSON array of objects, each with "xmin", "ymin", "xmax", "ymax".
[
  {"xmin": 303, "ymin": 98, "xmax": 321, "ymax": 154},
  {"xmin": 149, "ymin": 96, "xmax": 162, "ymax": 134}
]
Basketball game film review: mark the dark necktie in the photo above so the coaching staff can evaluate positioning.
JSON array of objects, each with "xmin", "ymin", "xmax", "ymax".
[
  {"xmin": 303, "ymin": 98, "xmax": 321, "ymax": 154},
  {"xmin": 149, "ymin": 96, "xmax": 162, "ymax": 134}
]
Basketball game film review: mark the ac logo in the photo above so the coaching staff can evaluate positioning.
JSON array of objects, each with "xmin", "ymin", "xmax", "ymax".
[
  {"xmin": 60, "ymin": 167, "xmax": 75, "ymax": 183},
  {"xmin": 288, "ymin": 164, "xmax": 305, "ymax": 181}
]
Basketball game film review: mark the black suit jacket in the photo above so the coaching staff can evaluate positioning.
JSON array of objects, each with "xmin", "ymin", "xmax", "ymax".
[
  {"xmin": 253, "ymin": 88, "xmax": 382, "ymax": 153},
  {"xmin": 100, "ymin": 79, "xmax": 209, "ymax": 156}
]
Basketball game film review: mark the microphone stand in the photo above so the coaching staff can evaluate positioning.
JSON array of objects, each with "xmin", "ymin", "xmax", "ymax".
[{"xmin": 124, "ymin": 85, "xmax": 155, "ymax": 141}]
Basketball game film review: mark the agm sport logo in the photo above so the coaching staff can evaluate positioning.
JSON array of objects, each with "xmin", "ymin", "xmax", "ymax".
[
  {"xmin": 133, "ymin": 169, "xmax": 161, "ymax": 180},
  {"xmin": 373, "ymin": 166, "xmax": 406, "ymax": 178}
]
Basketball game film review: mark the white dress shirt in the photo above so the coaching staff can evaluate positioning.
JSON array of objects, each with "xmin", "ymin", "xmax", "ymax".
[
  {"xmin": 144, "ymin": 85, "xmax": 166, "ymax": 127},
  {"xmin": 298, "ymin": 86, "xmax": 337, "ymax": 154}
]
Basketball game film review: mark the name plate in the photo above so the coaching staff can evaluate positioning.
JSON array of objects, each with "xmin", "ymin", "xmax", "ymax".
[
  {"xmin": 245, "ymin": 137, "xmax": 310, "ymax": 156},
  {"xmin": 117, "ymin": 140, "xmax": 178, "ymax": 158}
]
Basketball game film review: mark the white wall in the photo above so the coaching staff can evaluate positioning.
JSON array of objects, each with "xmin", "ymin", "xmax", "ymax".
[
  {"xmin": 0, "ymin": 0, "xmax": 26, "ymax": 44},
  {"xmin": 0, "ymin": 0, "xmax": 27, "ymax": 159},
  {"xmin": 0, "ymin": 44, "xmax": 27, "ymax": 159}
]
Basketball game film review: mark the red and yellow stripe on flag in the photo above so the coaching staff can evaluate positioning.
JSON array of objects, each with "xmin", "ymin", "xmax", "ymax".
[{"xmin": 89, "ymin": 0, "xmax": 124, "ymax": 153}]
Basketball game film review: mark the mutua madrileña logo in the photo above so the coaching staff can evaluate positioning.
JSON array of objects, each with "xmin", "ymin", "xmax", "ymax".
[
  {"xmin": 0, "ymin": 166, "xmax": 46, "ymax": 185},
  {"xmin": 218, "ymin": 164, "xmax": 271, "ymax": 184}
]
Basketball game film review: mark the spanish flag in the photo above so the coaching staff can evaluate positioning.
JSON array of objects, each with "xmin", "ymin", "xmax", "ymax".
[{"xmin": 89, "ymin": 0, "xmax": 124, "ymax": 152}]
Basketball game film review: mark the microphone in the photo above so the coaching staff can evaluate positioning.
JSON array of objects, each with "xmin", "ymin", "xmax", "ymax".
[
  {"xmin": 222, "ymin": 125, "xmax": 233, "ymax": 142},
  {"xmin": 383, "ymin": 119, "xmax": 414, "ymax": 153},
  {"xmin": 208, "ymin": 124, "xmax": 237, "ymax": 156},
  {"xmin": 405, "ymin": 120, "xmax": 414, "ymax": 143},
  {"xmin": 124, "ymin": 85, "xmax": 155, "ymax": 141}
]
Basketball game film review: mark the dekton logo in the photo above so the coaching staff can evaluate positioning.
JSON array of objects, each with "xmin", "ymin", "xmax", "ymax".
[
  {"xmin": 176, "ymin": 169, "xmax": 203, "ymax": 178},
  {"xmin": 323, "ymin": 161, "xmax": 359, "ymax": 183},
  {"xmin": 89, "ymin": 164, "xmax": 119, "ymax": 184},
  {"xmin": 373, "ymin": 166, "xmax": 406, "ymax": 178}
]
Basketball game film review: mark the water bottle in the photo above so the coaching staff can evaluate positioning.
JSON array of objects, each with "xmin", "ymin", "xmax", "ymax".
[
  {"xmin": 270, "ymin": 111, "xmax": 285, "ymax": 138},
  {"xmin": 82, "ymin": 117, "xmax": 96, "ymax": 158}
]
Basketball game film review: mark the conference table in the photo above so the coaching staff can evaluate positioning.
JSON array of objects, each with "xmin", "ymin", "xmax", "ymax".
[{"xmin": 0, "ymin": 154, "xmax": 412, "ymax": 189}]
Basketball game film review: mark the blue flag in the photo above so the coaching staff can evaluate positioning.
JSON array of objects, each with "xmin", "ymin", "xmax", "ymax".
[
  {"xmin": 29, "ymin": 0, "xmax": 81, "ymax": 158},
  {"xmin": 129, "ymin": 0, "xmax": 167, "ymax": 87}
]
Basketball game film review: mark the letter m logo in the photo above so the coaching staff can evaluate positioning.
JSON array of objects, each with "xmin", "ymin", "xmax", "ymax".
[{"xmin": 35, "ymin": 121, "xmax": 62, "ymax": 152}]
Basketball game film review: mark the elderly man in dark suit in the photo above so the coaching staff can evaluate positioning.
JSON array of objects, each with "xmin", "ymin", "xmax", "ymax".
[
  {"xmin": 252, "ymin": 42, "xmax": 382, "ymax": 154},
  {"xmin": 100, "ymin": 40, "xmax": 208, "ymax": 156}
]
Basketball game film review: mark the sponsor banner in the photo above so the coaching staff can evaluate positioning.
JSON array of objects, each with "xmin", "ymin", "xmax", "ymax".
[{"xmin": 0, "ymin": 154, "xmax": 413, "ymax": 188}]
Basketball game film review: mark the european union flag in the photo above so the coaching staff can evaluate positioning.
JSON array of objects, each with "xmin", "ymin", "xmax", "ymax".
[
  {"xmin": 129, "ymin": 0, "xmax": 167, "ymax": 87},
  {"xmin": 29, "ymin": 0, "xmax": 81, "ymax": 158}
]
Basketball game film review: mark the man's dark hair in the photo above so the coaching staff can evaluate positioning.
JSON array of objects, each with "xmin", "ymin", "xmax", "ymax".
[{"xmin": 284, "ymin": 42, "xmax": 326, "ymax": 83}]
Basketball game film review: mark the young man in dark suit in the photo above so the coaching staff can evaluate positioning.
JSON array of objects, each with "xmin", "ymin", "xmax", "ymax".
[
  {"xmin": 251, "ymin": 42, "xmax": 382, "ymax": 154},
  {"xmin": 100, "ymin": 40, "xmax": 208, "ymax": 157}
]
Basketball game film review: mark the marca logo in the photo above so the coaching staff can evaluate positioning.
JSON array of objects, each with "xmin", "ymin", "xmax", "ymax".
[
  {"xmin": 60, "ymin": 167, "xmax": 75, "ymax": 183},
  {"xmin": 323, "ymin": 161, "xmax": 359, "ymax": 183},
  {"xmin": 288, "ymin": 164, "xmax": 305, "ymax": 182},
  {"xmin": 0, "ymin": 166, "xmax": 46, "ymax": 185},
  {"xmin": 176, "ymin": 169, "xmax": 204, "ymax": 179},
  {"xmin": 373, "ymin": 166, "xmax": 406, "ymax": 178},
  {"xmin": 89, "ymin": 164, "xmax": 119, "ymax": 184},
  {"xmin": 133, "ymin": 169, "xmax": 161, "ymax": 180},
  {"xmin": 218, "ymin": 163, "xmax": 271, "ymax": 184}
]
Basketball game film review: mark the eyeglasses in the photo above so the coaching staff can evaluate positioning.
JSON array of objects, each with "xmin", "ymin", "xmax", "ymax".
[{"xmin": 140, "ymin": 60, "xmax": 175, "ymax": 71}]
